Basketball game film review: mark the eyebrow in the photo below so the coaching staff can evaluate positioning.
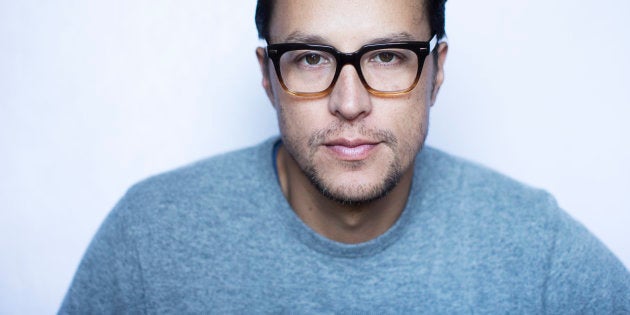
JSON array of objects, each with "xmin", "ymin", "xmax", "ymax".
[
  {"xmin": 366, "ymin": 32, "xmax": 418, "ymax": 44},
  {"xmin": 280, "ymin": 31, "xmax": 421, "ymax": 46},
  {"xmin": 282, "ymin": 32, "xmax": 327, "ymax": 44}
]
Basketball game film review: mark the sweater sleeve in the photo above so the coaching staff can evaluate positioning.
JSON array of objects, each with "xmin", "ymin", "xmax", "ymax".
[
  {"xmin": 542, "ymin": 205, "xmax": 630, "ymax": 314},
  {"xmin": 58, "ymin": 198, "xmax": 146, "ymax": 314}
]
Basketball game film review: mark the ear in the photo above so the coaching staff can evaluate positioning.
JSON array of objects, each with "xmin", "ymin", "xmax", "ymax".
[
  {"xmin": 256, "ymin": 47, "xmax": 275, "ymax": 104},
  {"xmin": 430, "ymin": 42, "xmax": 448, "ymax": 106}
]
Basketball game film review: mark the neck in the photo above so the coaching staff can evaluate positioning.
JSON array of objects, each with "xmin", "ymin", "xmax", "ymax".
[{"xmin": 276, "ymin": 145, "xmax": 413, "ymax": 244}]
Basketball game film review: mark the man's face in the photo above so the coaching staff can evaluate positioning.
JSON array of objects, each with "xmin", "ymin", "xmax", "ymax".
[{"xmin": 259, "ymin": 0, "xmax": 445, "ymax": 204}]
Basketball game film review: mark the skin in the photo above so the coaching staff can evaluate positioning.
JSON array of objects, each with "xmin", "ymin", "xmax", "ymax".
[{"xmin": 256, "ymin": 0, "xmax": 448, "ymax": 244}]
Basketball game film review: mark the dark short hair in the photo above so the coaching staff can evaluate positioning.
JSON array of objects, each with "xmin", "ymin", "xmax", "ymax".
[{"xmin": 255, "ymin": 0, "xmax": 447, "ymax": 42}]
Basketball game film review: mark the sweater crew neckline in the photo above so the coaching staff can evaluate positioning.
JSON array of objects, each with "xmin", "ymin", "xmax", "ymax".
[{"xmin": 260, "ymin": 137, "xmax": 417, "ymax": 258}]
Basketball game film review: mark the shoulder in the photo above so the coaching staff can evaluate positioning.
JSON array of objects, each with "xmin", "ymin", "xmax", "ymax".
[
  {"xmin": 412, "ymin": 147, "xmax": 630, "ymax": 312},
  {"xmin": 415, "ymin": 146, "xmax": 556, "ymax": 216},
  {"xmin": 59, "ymin": 139, "xmax": 280, "ymax": 313},
  {"xmin": 106, "ymin": 137, "xmax": 280, "ymax": 230},
  {"xmin": 410, "ymin": 147, "xmax": 566, "ymax": 264},
  {"xmin": 126, "ymin": 138, "xmax": 277, "ymax": 204}
]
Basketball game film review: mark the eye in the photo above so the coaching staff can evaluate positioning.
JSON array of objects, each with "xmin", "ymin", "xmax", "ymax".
[
  {"xmin": 303, "ymin": 53, "xmax": 323, "ymax": 65},
  {"xmin": 374, "ymin": 52, "xmax": 396, "ymax": 63},
  {"xmin": 284, "ymin": 50, "xmax": 334, "ymax": 71},
  {"xmin": 294, "ymin": 51, "xmax": 331, "ymax": 67}
]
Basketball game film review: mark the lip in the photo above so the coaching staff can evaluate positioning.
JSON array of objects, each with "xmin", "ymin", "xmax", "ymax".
[{"xmin": 323, "ymin": 139, "xmax": 380, "ymax": 161}]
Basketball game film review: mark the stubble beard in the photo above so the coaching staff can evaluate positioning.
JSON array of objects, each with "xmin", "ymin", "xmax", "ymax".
[
  {"xmin": 282, "ymin": 123, "xmax": 413, "ymax": 207},
  {"xmin": 303, "ymin": 159, "xmax": 403, "ymax": 207}
]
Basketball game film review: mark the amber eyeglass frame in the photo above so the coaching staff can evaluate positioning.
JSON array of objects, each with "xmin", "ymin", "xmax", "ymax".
[{"xmin": 265, "ymin": 35, "xmax": 437, "ymax": 97}]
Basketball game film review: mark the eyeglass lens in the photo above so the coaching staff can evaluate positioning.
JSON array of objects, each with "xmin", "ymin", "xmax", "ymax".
[{"xmin": 278, "ymin": 48, "xmax": 419, "ymax": 94}]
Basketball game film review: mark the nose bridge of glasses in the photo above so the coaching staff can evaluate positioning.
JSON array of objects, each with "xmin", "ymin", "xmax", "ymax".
[
  {"xmin": 335, "ymin": 51, "xmax": 367, "ymax": 84},
  {"xmin": 337, "ymin": 51, "xmax": 363, "ymax": 70}
]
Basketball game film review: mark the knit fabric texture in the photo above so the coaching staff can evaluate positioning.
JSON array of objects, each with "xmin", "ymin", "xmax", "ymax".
[{"xmin": 59, "ymin": 137, "xmax": 630, "ymax": 314}]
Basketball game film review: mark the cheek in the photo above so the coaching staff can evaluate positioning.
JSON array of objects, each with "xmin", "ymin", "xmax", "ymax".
[
  {"xmin": 275, "ymin": 96, "xmax": 325, "ymax": 144},
  {"xmin": 396, "ymin": 108, "xmax": 427, "ymax": 146},
  {"xmin": 270, "ymin": 80, "xmax": 295, "ymax": 133},
  {"xmin": 386, "ymin": 92, "xmax": 429, "ymax": 129},
  {"xmin": 380, "ymin": 92, "xmax": 430, "ymax": 155}
]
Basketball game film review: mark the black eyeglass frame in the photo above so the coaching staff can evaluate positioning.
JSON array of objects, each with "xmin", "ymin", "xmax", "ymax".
[{"xmin": 265, "ymin": 35, "xmax": 437, "ymax": 97}]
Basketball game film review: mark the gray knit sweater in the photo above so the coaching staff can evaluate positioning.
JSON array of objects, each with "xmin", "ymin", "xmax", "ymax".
[{"xmin": 59, "ymin": 137, "xmax": 630, "ymax": 314}]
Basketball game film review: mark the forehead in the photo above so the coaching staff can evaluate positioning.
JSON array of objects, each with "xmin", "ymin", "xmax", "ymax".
[{"xmin": 269, "ymin": 0, "xmax": 429, "ymax": 50}]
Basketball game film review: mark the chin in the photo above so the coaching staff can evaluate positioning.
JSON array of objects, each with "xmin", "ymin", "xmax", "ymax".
[{"xmin": 305, "ymin": 164, "xmax": 403, "ymax": 206}]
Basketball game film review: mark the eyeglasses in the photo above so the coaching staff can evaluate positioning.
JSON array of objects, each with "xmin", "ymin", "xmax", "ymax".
[{"xmin": 266, "ymin": 35, "xmax": 437, "ymax": 97}]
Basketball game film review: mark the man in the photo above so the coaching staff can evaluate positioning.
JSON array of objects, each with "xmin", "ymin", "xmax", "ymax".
[{"xmin": 60, "ymin": 0, "xmax": 629, "ymax": 313}]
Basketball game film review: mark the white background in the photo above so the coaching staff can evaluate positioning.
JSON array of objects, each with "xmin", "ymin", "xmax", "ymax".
[{"xmin": 1, "ymin": 0, "xmax": 628, "ymax": 313}]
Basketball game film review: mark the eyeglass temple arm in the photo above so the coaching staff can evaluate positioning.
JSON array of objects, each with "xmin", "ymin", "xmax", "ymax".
[{"xmin": 429, "ymin": 35, "xmax": 438, "ymax": 52}]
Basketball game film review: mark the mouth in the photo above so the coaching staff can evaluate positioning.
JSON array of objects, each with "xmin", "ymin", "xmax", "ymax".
[{"xmin": 323, "ymin": 139, "xmax": 381, "ymax": 161}]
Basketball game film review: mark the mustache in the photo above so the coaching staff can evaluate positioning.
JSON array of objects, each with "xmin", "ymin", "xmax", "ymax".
[{"xmin": 307, "ymin": 123, "xmax": 398, "ymax": 147}]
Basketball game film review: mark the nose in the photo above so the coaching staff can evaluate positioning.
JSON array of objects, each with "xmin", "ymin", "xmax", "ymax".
[{"xmin": 328, "ymin": 65, "xmax": 373, "ymax": 122}]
